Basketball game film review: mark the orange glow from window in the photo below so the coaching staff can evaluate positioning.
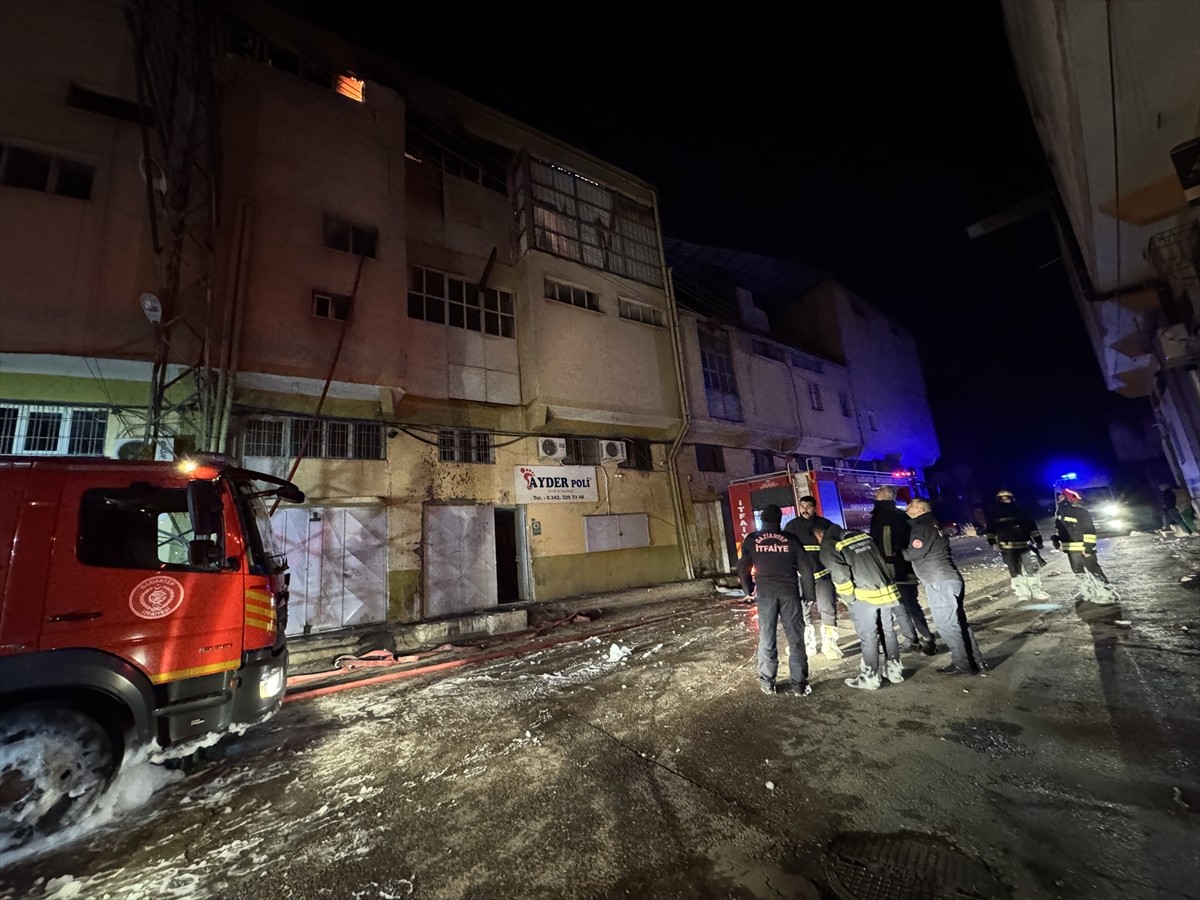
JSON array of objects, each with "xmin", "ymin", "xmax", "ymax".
[{"xmin": 335, "ymin": 73, "xmax": 365, "ymax": 103}]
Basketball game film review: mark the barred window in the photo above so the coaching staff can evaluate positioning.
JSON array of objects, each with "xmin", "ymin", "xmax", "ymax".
[
  {"xmin": 565, "ymin": 437, "xmax": 600, "ymax": 466},
  {"xmin": 243, "ymin": 418, "xmax": 285, "ymax": 457},
  {"xmin": 243, "ymin": 416, "xmax": 384, "ymax": 460},
  {"xmin": 839, "ymin": 391, "xmax": 852, "ymax": 417},
  {"xmin": 545, "ymin": 278, "xmax": 599, "ymax": 312},
  {"xmin": 618, "ymin": 297, "xmax": 664, "ymax": 327},
  {"xmin": 409, "ymin": 266, "xmax": 515, "ymax": 338},
  {"xmin": 68, "ymin": 410, "xmax": 108, "ymax": 455},
  {"xmin": 0, "ymin": 404, "xmax": 108, "ymax": 456},
  {"xmin": 437, "ymin": 428, "xmax": 494, "ymax": 464},
  {"xmin": 808, "ymin": 382, "xmax": 823, "ymax": 411}
]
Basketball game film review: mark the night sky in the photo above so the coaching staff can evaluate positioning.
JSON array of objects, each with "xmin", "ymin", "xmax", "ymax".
[{"xmin": 271, "ymin": 0, "xmax": 1134, "ymax": 504}]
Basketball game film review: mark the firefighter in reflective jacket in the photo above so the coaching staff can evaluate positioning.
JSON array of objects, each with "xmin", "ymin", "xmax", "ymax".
[
  {"xmin": 737, "ymin": 504, "xmax": 813, "ymax": 697},
  {"xmin": 985, "ymin": 489, "xmax": 1050, "ymax": 601},
  {"xmin": 1053, "ymin": 488, "xmax": 1120, "ymax": 603},
  {"xmin": 816, "ymin": 524, "xmax": 904, "ymax": 691},
  {"xmin": 784, "ymin": 496, "xmax": 844, "ymax": 660}
]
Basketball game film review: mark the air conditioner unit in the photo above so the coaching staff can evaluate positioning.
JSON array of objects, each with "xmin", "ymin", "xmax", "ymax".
[
  {"xmin": 115, "ymin": 439, "xmax": 150, "ymax": 460},
  {"xmin": 538, "ymin": 437, "xmax": 568, "ymax": 461},
  {"xmin": 598, "ymin": 439, "xmax": 627, "ymax": 463}
]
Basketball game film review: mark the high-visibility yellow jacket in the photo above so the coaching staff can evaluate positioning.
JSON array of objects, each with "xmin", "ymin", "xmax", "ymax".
[
  {"xmin": 820, "ymin": 529, "xmax": 900, "ymax": 605},
  {"xmin": 1054, "ymin": 501, "xmax": 1097, "ymax": 553}
]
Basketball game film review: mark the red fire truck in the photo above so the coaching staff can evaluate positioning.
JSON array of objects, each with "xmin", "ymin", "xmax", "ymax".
[
  {"xmin": 728, "ymin": 463, "xmax": 922, "ymax": 556},
  {"xmin": 0, "ymin": 456, "xmax": 303, "ymax": 847}
]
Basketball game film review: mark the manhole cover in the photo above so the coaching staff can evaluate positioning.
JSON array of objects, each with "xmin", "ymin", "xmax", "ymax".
[{"xmin": 826, "ymin": 832, "xmax": 1009, "ymax": 900}]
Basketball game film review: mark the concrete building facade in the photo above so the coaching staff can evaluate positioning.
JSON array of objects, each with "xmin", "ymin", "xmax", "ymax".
[
  {"xmin": 0, "ymin": 0, "xmax": 686, "ymax": 638},
  {"xmin": 667, "ymin": 244, "xmax": 940, "ymax": 572},
  {"xmin": 1001, "ymin": 0, "xmax": 1200, "ymax": 513}
]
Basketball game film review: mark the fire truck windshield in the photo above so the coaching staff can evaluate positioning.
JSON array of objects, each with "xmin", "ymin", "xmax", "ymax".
[{"xmin": 233, "ymin": 485, "xmax": 287, "ymax": 575}]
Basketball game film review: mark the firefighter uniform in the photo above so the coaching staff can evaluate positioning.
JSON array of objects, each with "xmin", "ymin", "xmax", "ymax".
[
  {"xmin": 903, "ymin": 507, "xmax": 985, "ymax": 673},
  {"xmin": 820, "ymin": 527, "xmax": 903, "ymax": 690},
  {"xmin": 1054, "ymin": 493, "xmax": 1119, "ymax": 603},
  {"xmin": 985, "ymin": 491, "xmax": 1050, "ymax": 601},
  {"xmin": 737, "ymin": 505, "xmax": 812, "ymax": 696},
  {"xmin": 784, "ymin": 510, "xmax": 844, "ymax": 660},
  {"xmin": 870, "ymin": 496, "xmax": 935, "ymax": 654}
]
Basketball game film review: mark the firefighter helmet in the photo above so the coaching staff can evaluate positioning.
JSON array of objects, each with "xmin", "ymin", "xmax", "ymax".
[
  {"xmin": 1061, "ymin": 488, "xmax": 1082, "ymax": 503},
  {"xmin": 996, "ymin": 489, "xmax": 1014, "ymax": 501}
]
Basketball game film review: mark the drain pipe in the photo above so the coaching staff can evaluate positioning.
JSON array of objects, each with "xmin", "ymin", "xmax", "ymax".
[{"xmin": 653, "ymin": 216, "xmax": 695, "ymax": 578}]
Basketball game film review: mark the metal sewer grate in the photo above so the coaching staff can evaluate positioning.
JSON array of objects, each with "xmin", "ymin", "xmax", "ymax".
[{"xmin": 825, "ymin": 832, "xmax": 1009, "ymax": 900}]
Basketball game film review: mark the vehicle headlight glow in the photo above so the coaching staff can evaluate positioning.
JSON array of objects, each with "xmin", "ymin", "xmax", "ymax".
[
  {"xmin": 259, "ymin": 665, "xmax": 285, "ymax": 699},
  {"xmin": 1100, "ymin": 503, "xmax": 1120, "ymax": 517}
]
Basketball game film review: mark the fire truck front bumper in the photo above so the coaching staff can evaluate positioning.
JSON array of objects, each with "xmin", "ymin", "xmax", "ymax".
[{"xmin": 232, "ymin": 645, "xmax": 289, "ymax": 725}]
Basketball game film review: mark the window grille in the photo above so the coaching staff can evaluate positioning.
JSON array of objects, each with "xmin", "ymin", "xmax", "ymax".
[
  {"xmin": 0, "ymin": 403, "xmax": 108, "ymax": 456},
  {"xmin": 437, "ymin": 428, "xmax": 494, "ymax": 464}
]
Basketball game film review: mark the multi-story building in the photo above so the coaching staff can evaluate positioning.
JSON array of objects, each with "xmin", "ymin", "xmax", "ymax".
[
  {"xmin": 1001, "ymin": 0, "xmax": 1200, "ymax": 513},
  {"xmin": 0, "ymin": 0, "xmax": 687, "ymax": 637},
  {"xmin": 666, "ymin": 242, "xmax": 940, "ymax": 571},
  {"xmin": 786, "ymin": 280, "xmax": 941, "ymax": 471}
]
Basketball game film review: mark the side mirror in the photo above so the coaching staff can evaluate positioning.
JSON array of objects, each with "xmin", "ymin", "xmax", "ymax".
[
  {"xmin": 188, "ymin": 538, "xmax": 221, "ymax": 566},
  {"xmin": 187, "ymin": 480, "xmax": 223, "ymax": 536}
]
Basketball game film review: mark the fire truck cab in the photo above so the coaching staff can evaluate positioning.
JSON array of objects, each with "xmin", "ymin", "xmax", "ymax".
[
  {"xmin": 728, "ymin": 463, "xmax": 923, "ymax": 556},
  {"xmin": 0, "ymin": 456, "xmax": 303, "ymax": 847}
]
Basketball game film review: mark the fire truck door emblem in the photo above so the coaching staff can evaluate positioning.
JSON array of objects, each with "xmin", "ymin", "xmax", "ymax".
[{"xmin": 129, "ymin": 575, "xmax": 186, "ymax": 619}]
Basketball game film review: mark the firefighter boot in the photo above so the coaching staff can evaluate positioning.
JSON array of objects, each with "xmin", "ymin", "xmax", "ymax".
[
  {"xmin": 1027, "ymin": 572, "xmax": 1051, "ymax": 601},
  {"xmin": 821, "ymin": 624, "xmax": 844, "ymax": 660},
  {"xmin": 1073, "ymin": 572, "xmax": 1091, "ymax": 601},
  {"xmin": 804, "ymin": 623, "xmax": 818, "ymax": 658},
  {"xmin": 1081, "ymin": 571, "xmax": 1119, "ymax": 604},
  {"xmin": 1011, "ymin": 575, "xmax": 1033, "ymax": 601},
  {"xmin": 844, "ymin": 662, "xmax": 882, "ymax": 690},
  {"xmin": 883, "ymin": 657, "xmax": 905, "ymax": 683}
]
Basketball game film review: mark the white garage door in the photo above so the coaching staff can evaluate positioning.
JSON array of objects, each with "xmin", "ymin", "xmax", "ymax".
[
  {"xmin": 275, "ymin": 506, "xmax": 388, "ymax": 635},
  {"xmin": 424, "ymin": 504, "xmax": 497, "ymax": 619}
]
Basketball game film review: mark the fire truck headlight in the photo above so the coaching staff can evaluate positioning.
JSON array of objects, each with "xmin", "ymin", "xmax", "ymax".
[
  {"xmin": 1100, "ymin": 503, "xmax": 1120, "ymax": 517},
  {"xmin": 259, "ymin": 665, "xmax": 285, "ymax": 699}
]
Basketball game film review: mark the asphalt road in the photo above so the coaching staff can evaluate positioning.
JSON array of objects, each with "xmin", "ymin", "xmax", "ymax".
[{"xmin": 2, "ymin": 533, "xmax": 1198, "ymax": 900}]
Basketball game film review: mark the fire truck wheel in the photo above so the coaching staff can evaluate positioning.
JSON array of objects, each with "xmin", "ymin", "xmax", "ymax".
[{"xmin": 0, "ymin": 705, "xmax": 117, "ymax": 850}]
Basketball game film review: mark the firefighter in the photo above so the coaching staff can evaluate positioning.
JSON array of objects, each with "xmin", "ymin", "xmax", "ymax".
[
  {"xmin": 870, "ymin": 486, "xmax": 936, "ymax": 655},
  {"xmin": 903, "ymin": 498, "xmax": 986, "ymax": 674},
  {"xmin": 1053, "ymin": 488, "xmax": 1120, "ymax": 603},
  {"xmin": 985, "ymin": 489, "xmax": 1050, "ymax": 601},
  {"xmin": 784, "ymin": 495, "xmax": 844, "ymax": 660},
  {"xmin": 815, "ymin": 522, "xmax": 904, "ymax": 690},
  {"xmin": 737, "ymin": 504, "xmax": 813, "ymax": 697}
]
